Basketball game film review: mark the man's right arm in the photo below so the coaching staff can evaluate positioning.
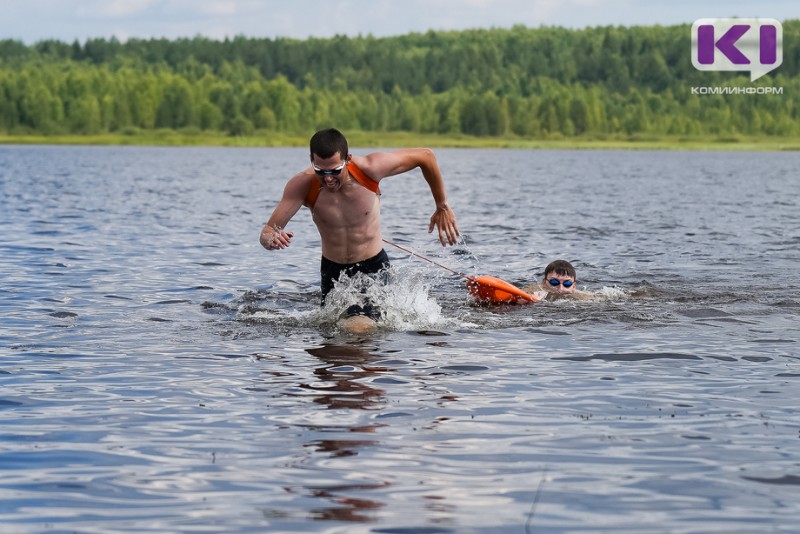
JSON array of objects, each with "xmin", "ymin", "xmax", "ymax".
[{"xmin": 260, "ymin": 173, "xmax": 310, "ymax": 250}]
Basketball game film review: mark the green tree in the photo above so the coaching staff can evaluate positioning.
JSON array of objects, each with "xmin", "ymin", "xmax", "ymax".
[{"xmin": 156, "ymin": 76, "xmax": 195, "ymax": 128}]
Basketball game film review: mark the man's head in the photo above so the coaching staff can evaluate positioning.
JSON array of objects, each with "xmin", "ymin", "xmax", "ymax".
[
  {"xmin": 542, "ymin": 259, "xmax": 577, "ymax": 293},
  {"xmin": 310, "ymin": 128, "xmax": 348, "ymax": 161},
  {"xmin": 310, "ymin": 128, "xmax": 350, "ymax": 191}
]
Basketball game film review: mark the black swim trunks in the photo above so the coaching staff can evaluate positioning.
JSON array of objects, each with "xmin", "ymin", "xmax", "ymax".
[{"xmin": 320, "ymin": 249, "xmax": 390, "ymax": 320}]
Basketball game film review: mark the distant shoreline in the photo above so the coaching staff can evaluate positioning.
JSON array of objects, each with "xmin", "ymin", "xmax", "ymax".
[{"xmin": 2, "ymin": 131, "xmax": 799, "ymax": 151}]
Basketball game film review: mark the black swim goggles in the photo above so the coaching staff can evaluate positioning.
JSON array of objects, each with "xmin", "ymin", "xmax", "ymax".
[
  {"xmin": 547, "ymin": 278, "xmax": 574, "ymax": 288},
  {"xmin": 312, "ymin": 162, "xmax": 347, "ymax": 176}
]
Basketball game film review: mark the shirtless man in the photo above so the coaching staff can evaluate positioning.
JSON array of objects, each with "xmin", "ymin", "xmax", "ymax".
[{"xmin": 260, "ymin": 128, "xmax": 460, "ymax": 332}]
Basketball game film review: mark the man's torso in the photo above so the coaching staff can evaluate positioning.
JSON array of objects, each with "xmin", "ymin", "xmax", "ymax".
[{"xmin": 309, "ymin": 161, "xmax": 382, "ymax": 263}]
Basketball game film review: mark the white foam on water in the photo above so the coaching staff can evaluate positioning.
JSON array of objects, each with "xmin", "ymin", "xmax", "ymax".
[
  {"xmin": 313, "ymin": 264, "xmax": 459, "ymax": 332},
  {"xmin": 242, "ymin": 305, "xmax": 319, "ymax": 331},
  {"xmin": 594, "ymin": 285, "xmax": 630, "ymax": 300},
  {"xmin": 238, "ymin": 280, "xmax": 633, "ymax": 333}
]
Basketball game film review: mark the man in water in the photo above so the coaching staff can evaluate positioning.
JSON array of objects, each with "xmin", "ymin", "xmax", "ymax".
[
  {"xmin": 523, "ymin": 259, "xmax": 592, "ymax": 301},
  {"xmin": 260, "ymin": 128, "xmax": 460, "ymax": 332}
]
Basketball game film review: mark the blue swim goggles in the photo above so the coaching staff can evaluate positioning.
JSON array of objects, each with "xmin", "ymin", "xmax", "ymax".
[
  {"xmin": 547, "ymin": 278, "xmax": 574, "ymax": 288},
  {"xmin": 312, "ymin": 162, "xmax": 347, "ymax": 176}
]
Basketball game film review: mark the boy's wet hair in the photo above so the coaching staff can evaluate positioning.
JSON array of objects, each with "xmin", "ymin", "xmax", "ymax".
[
  {"xmin": 310, "ymin": 128, "xmax": 349, "ymax": 160},
  {"xmin": 543, "ymin": 259, "xmax": 577, "ymax": 280}
]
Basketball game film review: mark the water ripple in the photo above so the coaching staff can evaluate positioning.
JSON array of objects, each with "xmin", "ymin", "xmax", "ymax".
[{"xmin": 1, "ymin": 146, "xmax": 798, "ymax": 532}]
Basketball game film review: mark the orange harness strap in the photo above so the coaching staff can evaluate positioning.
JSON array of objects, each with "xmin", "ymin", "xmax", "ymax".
[{"xmin": 304, "ymin": 161, "xmax": 380, "ymax": 209}]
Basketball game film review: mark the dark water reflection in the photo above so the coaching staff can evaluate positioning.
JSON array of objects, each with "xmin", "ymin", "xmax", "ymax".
[
  {"xmin": 1, "ymin": 146, "xmax": 799, "ymax": 532},
  {"xmin": 303, "ymin": 344, "xmax": 388, "ymax": 411}
]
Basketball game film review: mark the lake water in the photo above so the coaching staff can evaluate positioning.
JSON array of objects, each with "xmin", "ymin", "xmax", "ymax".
[{"xmin": 1, "ymin": 145, "xmax": 798, "ymax": 533}]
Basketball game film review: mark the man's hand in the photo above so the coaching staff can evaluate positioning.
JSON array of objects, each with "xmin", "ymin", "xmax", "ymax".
[
  {"xmin": 260, "ymin": 224, "xmax": 294, "ymax": 250},
  {"xmin": 428, "ymin": 203, "xmax": 459, "ymax": 246}
]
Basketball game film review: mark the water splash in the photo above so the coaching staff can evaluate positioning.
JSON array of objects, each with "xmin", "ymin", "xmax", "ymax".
[
  {"xmin": 318, "ymin": 264, "xmax": 453, "ymax": 331},
  {"xmin": 225, "ymin": 263, "xmax": 461, "ymax": 333},
  {"xmin": 594, "ymin": 285, "xmax": 630, "ymax": 300}
]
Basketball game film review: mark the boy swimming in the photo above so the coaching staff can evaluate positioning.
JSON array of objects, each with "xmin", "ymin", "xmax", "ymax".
[{"xmin": 522, "ymin": 260, "xmax": 592, "ymax": 301}]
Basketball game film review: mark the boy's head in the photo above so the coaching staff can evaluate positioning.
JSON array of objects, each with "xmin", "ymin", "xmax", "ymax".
[{"xmin": 542, "ymin": 260, "xmax": 577, "ymax": 293}]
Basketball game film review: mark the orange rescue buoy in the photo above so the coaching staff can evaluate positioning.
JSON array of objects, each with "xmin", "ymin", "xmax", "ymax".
[{"xmin": 466, "ymin": 275, "xmax": 543, "ymax": 304}]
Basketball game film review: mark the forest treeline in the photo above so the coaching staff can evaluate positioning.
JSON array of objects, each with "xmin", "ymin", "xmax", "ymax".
[{"xmin": 1, "ymin": 22, "xmax": 798, "ymax": 138}]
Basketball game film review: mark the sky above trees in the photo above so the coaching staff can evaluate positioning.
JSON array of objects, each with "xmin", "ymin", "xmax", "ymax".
[{"xmin": 2, "ymin": 0, "xmax": 798, "ymax": 43}]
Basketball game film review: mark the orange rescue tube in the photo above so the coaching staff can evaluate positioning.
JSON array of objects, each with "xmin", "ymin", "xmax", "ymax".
[{"xmin": 466, "ymin": 275, "xmax": 542, "ymax": 304}]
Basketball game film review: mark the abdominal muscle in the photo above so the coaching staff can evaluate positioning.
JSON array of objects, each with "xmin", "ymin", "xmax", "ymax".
[{"xmin": 312, "ymin": 183, "xmax": 383, "ymax": 264}]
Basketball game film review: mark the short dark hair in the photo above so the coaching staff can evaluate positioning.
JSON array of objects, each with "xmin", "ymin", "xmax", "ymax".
[
  {"xmin": 310, "ymin": 128, "xmax": 348, "ymax": 160},
  {"xmin": 543, "ymin": 260, "xmax": 576, "ymax": 280}
]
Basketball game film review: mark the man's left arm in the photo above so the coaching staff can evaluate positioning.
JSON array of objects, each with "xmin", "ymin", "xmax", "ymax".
[{"xmin": 360, "ymin": 148, "xmax": 460, "ymax": 246}]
